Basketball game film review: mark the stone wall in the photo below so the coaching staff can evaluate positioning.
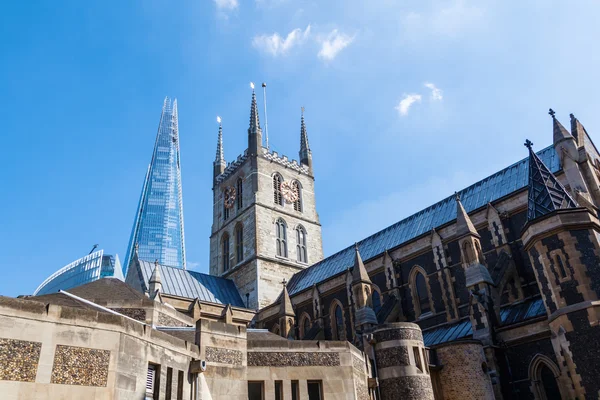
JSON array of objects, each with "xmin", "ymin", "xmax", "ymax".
[
  {"xmin": 50, "ymin": 345, "xmax": 110, "ymax": 386},
  {"xmin": 434, "ymin": 341, "xmax": 494, "ymax": 400}
]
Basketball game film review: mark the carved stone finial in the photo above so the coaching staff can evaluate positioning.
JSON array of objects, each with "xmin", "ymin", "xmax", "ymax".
[
  {"xmin": 455, "ymin": 191, "xmax": 461, "ymax": 202},
  {"xmin": 548, "ymin": 108, "xmax": 556, "ymax": 118},
  {"xmin": 524, "ymin": 139, "xmax": 534, "ymax": 149},
  {"xmin": 570, "ymin": 113, "xmax": 575, "ymax": 121},
  {"xmin": 282, "ymin": 278, "xmax": 287, "ymax": 287},
  {"xmin": 154, "ymin": 259, "xmax": 159, "ymax": 267}
]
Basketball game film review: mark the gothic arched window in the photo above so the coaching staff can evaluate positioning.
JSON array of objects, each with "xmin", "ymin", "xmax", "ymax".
[
  {"xmin": 222, "ymin": 233, "xmax": 230, "ymax": 272},
  {"xmin": 273, "ymin": 174, "xmax": 283, "ymax": 205},
  {"xmin": 529, "ymin": 354, "xmax": 563, "ymax": 400},
  {"xmin": 372, "ymin": 289, "xmax": 382, "ymax": 314},
  {"xmin": 411, "ymin": 268, "xmax": 432, "ymax": 317},
  {"xmin": 296, "ymin": 225, "xmax": 307, "ymax": 263},
  {"xmin": 236, "ymin": 178, "xmax": 243, "ymax": 210},
  {"xmin": 276, "ymin": 218, "xmax": 288, "ymax": 257},
  {"xmin": 331, "ymin": 303, "xmax": 346, "ymax": 340},
  {"xmin": 235, "ymin": 224, "xmax": 244, "ymax": 263},
  {"xmin": 299, "ymin": 313, "xmax": 311, "ymax": 339},
  {"xmin": 292, "ymin": 180, "xmax": 302, "ymax": 212}
]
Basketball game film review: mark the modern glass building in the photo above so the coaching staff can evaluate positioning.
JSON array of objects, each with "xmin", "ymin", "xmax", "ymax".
[
  {"xmin": 34, "ymin": 250, "xmax": 123, "ymax": 296},
  {"xmin": 124, "ymin": 97, "xmax": 186, "ymax": 274}
]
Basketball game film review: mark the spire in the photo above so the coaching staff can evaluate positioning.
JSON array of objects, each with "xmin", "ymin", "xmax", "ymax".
[
  {"xmin": 525, "ymin": 139, "xmax": 578, "ymax": 221},
  {"xmin": 215, "ymin": 119, "xmax": 224, "ymax": 164},
  {"xmin": 279, "ymin": 279, "xmax": 295, "ymax": 317},
  {"xmin": 455, "ymin": 192, "xmax": 478, "ymax": 237},
  {"xmin": 247, "ymin": 84, "xmax": 263, "ymax": 155},
  {"xmin": 249, "ymin": 87, "xmax": 261, "ymax": 132},
  {"xmin": 352, "ymin": 244, "xmax": 372, "ymax": 284},
  {"xmin": 149, "ymin": 260, "xmax": 163, "ymax": 296},
  {"xmin": 570, "ymin": 113, "xmax": 588, "ymax": 145},
  {"xmin": 549, "ymin": 108, "xmax": 573, "ymax": 145}
]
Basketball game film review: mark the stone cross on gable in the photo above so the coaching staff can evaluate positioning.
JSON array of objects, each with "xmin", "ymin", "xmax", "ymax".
[
  {"xmin": 524, "ymin": 139, "xmax": 534, "ymax": 149},
  {"xmin": 548, "ymin": 108, "xmax": 556, "ymax": 118}
]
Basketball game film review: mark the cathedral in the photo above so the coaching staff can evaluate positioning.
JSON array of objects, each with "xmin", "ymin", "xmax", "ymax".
[{"xmin": 3, "ymin": 90, "xmax": 600, "ymax": 400}]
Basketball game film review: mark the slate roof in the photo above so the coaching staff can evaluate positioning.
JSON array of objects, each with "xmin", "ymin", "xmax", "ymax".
[
  {"xmin": 500, "ymin": 297, "xmax": 546, "ymax": 325},
  {"xmin": 136, "ymin": 260, "xmax": 245, "ymax": 308},
  {"xmin": 423, "ymin": 319, "xmax": 473, "ymax": 347},
  {"xmin": 287, "ymin": 145, "xmax": 560, "ymax": 296}
]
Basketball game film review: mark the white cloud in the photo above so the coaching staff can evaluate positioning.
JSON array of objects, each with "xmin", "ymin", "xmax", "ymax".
[
  {"xmin": 395, "ymin": 94, "xmax": 422, "ymax": 116},
  {"xmin": 252, "ymin": 25, "xmax": 311, "ymax": 56},
  {"xmin": 424, "ymin": 82, "xmax": 443, "ymax": 101},
  {"xmin": 214, "ymin": 0, "xmax": 238, "ymax": 10},
  {"xmin": 317, "ymin": 29, "xmax": 354, "ymax": 61},
  {"xmin": 187, "ymin": 261, "xmax": 201, "ymax": 271}
]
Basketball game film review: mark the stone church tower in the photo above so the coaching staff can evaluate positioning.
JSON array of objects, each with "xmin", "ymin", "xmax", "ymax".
[{"xmin": 209, "ymin": 89, "xmax": 324, "ymax": 310}]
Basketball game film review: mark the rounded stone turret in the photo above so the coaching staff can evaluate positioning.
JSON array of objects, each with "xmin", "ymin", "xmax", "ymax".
[{"xmin": 373, "ymin": 322, "xmax": 434, "ymax": 400}]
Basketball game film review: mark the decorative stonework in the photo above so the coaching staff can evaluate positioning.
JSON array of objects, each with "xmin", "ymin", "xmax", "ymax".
[
  {"xmin": 247, "ymin": 352, "xmax": 340, "ymax": 367},
  {"xmin": 157, "ymin": 313, "xmax": 188, "ymax": 327},
  {"xmin": 0, "ymin": 338, "xmax": 41, "ymax": 382},
  {"xmin": 352, "ymin": 354, "xmax": 365, "ymax": 372},
  {"xmin": 205, "ymin": 346, "xmax": 243, "ymax": 366},
  {"xmin": 373, "ymin": 327, "xmax": 423, "ymax": 343},
  {"xmin": 379, "ymin": 376, "xmax": 434, "ymax": 400},
  {"xmin": 375, "ymin": 346, "xmax": 410, "ymax": 368},
  {"xmin": 51, "ymin": 345, "xmax": 110, "ymax": 386},
  {"xmin": 355, "ymin": 374, "xmax": 369, "ymax": 400},
  {"xmin": 111, "ymin": 308, "xmax": 146, "ymax": 322}
]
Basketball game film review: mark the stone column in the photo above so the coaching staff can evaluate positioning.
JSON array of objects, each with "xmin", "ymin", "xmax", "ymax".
[{"xmin": 373, "ymin": 322, "xmax": 434, "ymax": 400}]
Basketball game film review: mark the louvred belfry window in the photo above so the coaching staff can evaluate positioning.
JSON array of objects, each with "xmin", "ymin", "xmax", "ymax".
[
  {"xmin": 292, "ymin": 181, "xmax": 302, "ymax": 212},
  {"xmin": 273, "ymin": 174, "xmax": 283, "ymax": 205},
  {"xmin": 237, "ymin": 178, "xmax": 243, "ymax": 210},
  {"xmin": 276, "ymin": 219, "xmax": 288, "ymax": 257},
  {"xmin": 296, "ymin": 226, "xmax": 307, "ymax": 263}
]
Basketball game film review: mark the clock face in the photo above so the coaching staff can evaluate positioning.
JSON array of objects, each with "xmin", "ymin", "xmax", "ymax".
[
  {"xmin": 224, "ymin": 186, "xmax": 236, "ymax": 209},
  {"xmin": 281, "ymin": 181, "xmax": 299, "ymax": 203}
]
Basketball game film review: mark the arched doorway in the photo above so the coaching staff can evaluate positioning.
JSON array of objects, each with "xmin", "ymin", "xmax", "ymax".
[{"xmin": 529, "ymin": 354, "xmax": 563, "ymax": 400}]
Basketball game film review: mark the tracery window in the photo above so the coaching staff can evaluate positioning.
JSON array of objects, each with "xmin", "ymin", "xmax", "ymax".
[
  {"xmin": 372, "ymin": 289, "xmax": 382, "ymax": 314},
  {"xmin": 412, "ymin": 268, "xmax": 432, "ymax": 317},
  {"xmin": 296, "ymin": 225, "xmax": 307, "ymax": 263},
  {"xmin": 273, "ymin": 174, "xmax": 283, "ymax": 205},
  {"xmin": 223, "ymin": 200, "xmax": 229, "ymax": 220},
  {"xmin": 237, "ymin": 178, "xmax": 243, "ymax": 210},
  {"xmin": 276, "ymin": 218, "xmax": 288, "ymax": 257},
  {"xmin": 292, "ymin": 180, "xmax": 302, "ymax": 212},
  {"xmin": 235, "ymin": 224, "xmax": 244, "ymax": 263},
  {"xmin": 222, "ymin": 233, "xmax": 230, "ymax": 272}
]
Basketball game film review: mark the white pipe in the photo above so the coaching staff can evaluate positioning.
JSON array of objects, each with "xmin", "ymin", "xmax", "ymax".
[{"xmin": 59, "ymin": 290, "xmax": 147, "ymax": 326}]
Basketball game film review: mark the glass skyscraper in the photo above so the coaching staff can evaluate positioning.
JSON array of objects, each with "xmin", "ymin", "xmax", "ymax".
[
  {"xmin": 124, "ymin": 97, "xmax": 186, "ymax": 274},
  {"xmin": 34, "ymin": 250, "xmax": 123, "ymax": 296}
]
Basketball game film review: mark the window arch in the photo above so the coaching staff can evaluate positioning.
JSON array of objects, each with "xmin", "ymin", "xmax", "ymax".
[
  {"xmin": 410, "ymin": 267, "xmax": 432, "ymax": 317},
  {"xmin": 271, "ymin": 323, "xmax": 280, "ymax": 335},
  {"xmin": 299, "ymin": 312, "xmax": 312, "ymax": 339},
  {"xmin": 529, "ymin": 354, "xmax": 563, "ymax": 400},
  {"xmin": 236, "ymin": 177, "xmax": 243, "ymax": 210},
  {"xmin": 235, "ymin": 224, "xmax": 244, "ymax": 263},
  {"xmin": 222, "ymin": 233, "xmax": 230, "ymax": 272},
  {"xmin": 276, "ymin": 218, "xmax": 288, "ymax": 257},
  {"xmin": 296, "ymin": 225, "xmax": 307, "ymax": 263},
  {"xmin": 330, "ymin": 301, "xmax": 346, "ymax": 340},
  {"xmin": 273, "ymin": 174, "xmax": 283, "ymax": 205},
  {"xmin": 292, "ymin": 180, "xmax": 302, "ymax": 212}
]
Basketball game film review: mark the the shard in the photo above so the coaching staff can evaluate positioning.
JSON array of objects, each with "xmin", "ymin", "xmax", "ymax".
[{"xmin": 124, "ymin": 97, "xmax": 186, "ymax": 274}]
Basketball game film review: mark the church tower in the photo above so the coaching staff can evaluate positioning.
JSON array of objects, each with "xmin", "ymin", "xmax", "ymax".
[{"xmin": 209, "ymin": 88, "xmax": 324, "ymax": 310}]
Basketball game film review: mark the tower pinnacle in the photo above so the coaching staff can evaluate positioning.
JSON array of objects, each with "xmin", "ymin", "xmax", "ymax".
[
  {"xmin": 213, "ymin": 117, "xmax": 226, "ymax": 181},
  {"xmin": 299, "ymin": 107, "xmax": 313, "ymax": 173},
  {"xmin": 248, "ymin": 84, "xmax": 263, "ymax": 156}
]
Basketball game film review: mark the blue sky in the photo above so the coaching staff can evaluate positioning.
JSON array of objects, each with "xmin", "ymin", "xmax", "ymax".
[{"xmin": 1, "ymin": 0, "xmax": 599, "ymax": 296}]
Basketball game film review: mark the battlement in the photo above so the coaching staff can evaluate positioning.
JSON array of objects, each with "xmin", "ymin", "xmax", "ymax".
[
  {"xmin": 262, "ymin": 148, "xmax": 309, "ymax": 175},
  {"xmin": 216, "ymin": 149, "xmax": 249, "ymax": 184}
]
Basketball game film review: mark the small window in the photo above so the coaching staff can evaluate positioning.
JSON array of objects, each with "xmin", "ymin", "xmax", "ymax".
[
  {"xmin": 273, "ymin": 174, "xmax": 283, "ymax": 205},
  {"xmin": 235, "ymin": 224, "xmax": 244, "ymax": 263},
  {"xmin": 292, "ymin": 180, "xmax": 302, "ymax": 212},
  {"xmin": 415, "ymin": 271, "xmax": 431, "ymax": 315},
  {"xmin": 146, "ymin": 363, "xmax": 160, "ymax": 400},
  {"xmin": 413, "ymin": 347, "xmax": 423, "ymax": 373},
  {"xmin": 291, "ymin": 380, "xmax": 300, "ymax": 400},
  {"xmin": 555, "ymin": 254, "xmax": 568, "ymax": 278},
  {"xmin": 307, "ymin": 380, "xmax": 323, "ymax": 400},
  {"xmin": 166, "ymin": 367, "xmax": 173, "ymax": 400},
  {"xmin": 276, "ymin": 219, "xmax": 288, "ymax": 257},
  {"xmin": 296, "ymin": 225, "xmax": 307, "ymax": 263},
  {"xmin": 177, "ymin": 370, "xmax": 184, "ymax": 400},
  {"xmin": 332, "ymin": 303, "xmax": 345, "ymax": 340},
  {"xmin": 248, "ymin": 381, "xmax": 265, "ymax": 400},
  {"xmin": 237, "ymin": 178, "xmax": 243, "ymax": 210},
  {"xmin": 222, "ymin": 233, "xmax": 230, "ymax": 272},
  {"xmin": 275, "ymin": 380, "xmax": 283, "ymax": 400}
]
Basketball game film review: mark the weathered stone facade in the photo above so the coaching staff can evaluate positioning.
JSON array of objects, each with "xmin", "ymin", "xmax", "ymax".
[{"xmin": 50, "ymin": 345, "xmax": 110, "ymax": 386}]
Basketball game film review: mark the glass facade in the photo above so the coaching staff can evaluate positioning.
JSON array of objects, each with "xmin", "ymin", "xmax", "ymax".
[
  {"xmin": 124, "ymin": 97, "xmax": 186, "ymax": 274},
  {"xmin": 34, "ymin": 250, "xmax": 124, "ymax": 296}
]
